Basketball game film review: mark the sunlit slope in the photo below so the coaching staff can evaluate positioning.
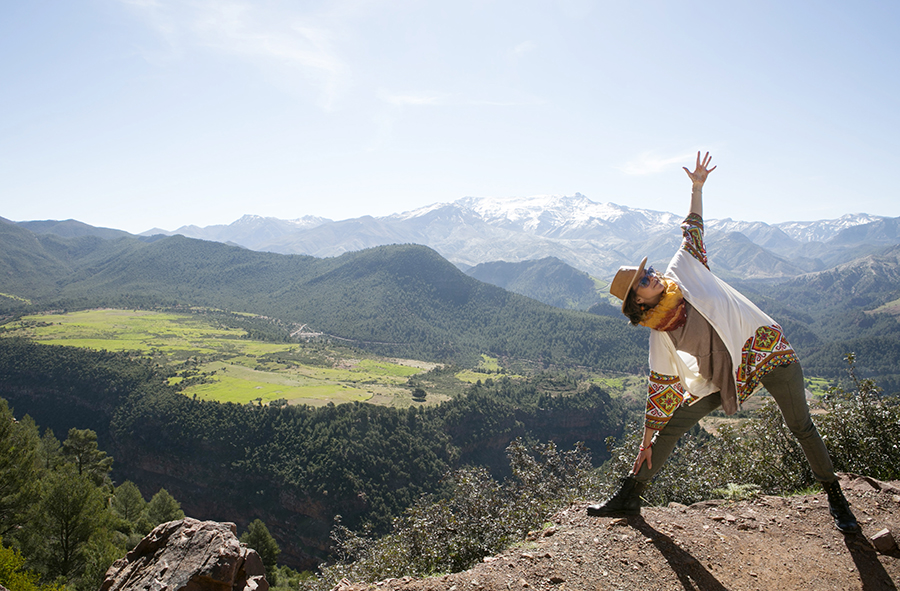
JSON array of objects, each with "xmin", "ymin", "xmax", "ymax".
[{"xmin": 4, "ymin": 309, "xmax": 444, "ymax": 407}]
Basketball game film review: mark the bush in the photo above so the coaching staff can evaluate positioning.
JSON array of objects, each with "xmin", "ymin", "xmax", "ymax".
[
  {"xmin": 816, "ymin": 353, "xmax": 900, "ymax": 480},
  {"xmin": 306, "ymin": 439, "xmax": 596, "ymax": 589},
  {"xmin": 0, "ymin": 540, "xmax": 43, "ymax": 591}
]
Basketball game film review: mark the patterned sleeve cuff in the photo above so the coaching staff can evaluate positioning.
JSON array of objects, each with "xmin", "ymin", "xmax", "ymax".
[
  {"xmin": 645, "ymin": 371, "xmax": 686, "ymax": 431},
  {"xmin": 683, "ymin": 212, "xmax": 704, "ymax": 227},
  {"xmin": 680, "ymin": 214, "xmax": 709, "ymax": 268}
]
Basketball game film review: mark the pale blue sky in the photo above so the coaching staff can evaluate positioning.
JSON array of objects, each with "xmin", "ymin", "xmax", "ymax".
[{"xmin": 2, "ymin": 0, "xmax": 898, "ymax": 234}]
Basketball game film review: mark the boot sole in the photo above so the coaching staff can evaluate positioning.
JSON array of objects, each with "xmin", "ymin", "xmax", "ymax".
[
  {"xmin": 586, "ymin": 508, "xmax": 640, "ymax": 517},
  {"xmin": 835, "ymin": 522, "xmax": 861, "ymax": 534}
]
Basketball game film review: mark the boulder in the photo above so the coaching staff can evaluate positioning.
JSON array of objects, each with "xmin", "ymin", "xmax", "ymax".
[{"xmin": 100, "ymin": 518, "xmax": 269, "ymax": 591}]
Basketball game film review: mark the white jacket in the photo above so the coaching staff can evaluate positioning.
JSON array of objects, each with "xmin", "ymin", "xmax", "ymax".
[{"xmin": 648, "ymin": 247, "xmax": 779, "ymax": 402}]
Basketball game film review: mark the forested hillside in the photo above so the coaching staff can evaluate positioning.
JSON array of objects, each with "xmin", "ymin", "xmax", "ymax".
[
  {"xmin": 733, "ymin": 245, "xmax": 900, "ymax": 392},
  {"xmin": 6, "ymin": 218, "xmax": 900, "ymax": 387},
  {"xmin": 0, "ymin": 338, "xmax": 633, "ymax": 569},
  {"xmin": 465, "ymin": 257, "xmax": 606, "ymax": 310}
]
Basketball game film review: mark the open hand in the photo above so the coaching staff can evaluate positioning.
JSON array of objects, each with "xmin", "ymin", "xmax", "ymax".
[
  {"xmin": 632, "ymin": 446, "xmax": 652, "ymax": 474},
  {"xmin": 683, "ymin": 151, "xmax": 716, "ymax": 186}
]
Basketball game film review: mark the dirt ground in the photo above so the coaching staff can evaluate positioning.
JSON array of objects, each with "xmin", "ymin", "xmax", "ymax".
[{"xmin": 333, "ymin": 474, "xmax": 900, "ymax": 591}]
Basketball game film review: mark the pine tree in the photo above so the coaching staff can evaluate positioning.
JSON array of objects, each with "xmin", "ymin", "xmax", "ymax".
[
  {"xmin": 62, "ymin": 429, "xmax": 114, "ymax": 486},
  {"xmin": 112, "ymin": 481, "xmax": 146, "ymax": 525},
  {"xmin": 145, "ymin": 489, "xmax": 184, "ymax": 526},
  {"xmin": 30, "ymin": 467, "xmax": 107, "ymax": 579},
  {"xmin": 0, "ymin": 400, "xmax": 41, "ymax": 537},
  {"xmin": 240, "ymin": 519, "xmax": 280, "ymax": 574}
]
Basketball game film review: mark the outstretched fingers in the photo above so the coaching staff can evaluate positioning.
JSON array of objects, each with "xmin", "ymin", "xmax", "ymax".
[{"xmin": 684, "ymin": 151, "xmax": 716, "ymax": 182}]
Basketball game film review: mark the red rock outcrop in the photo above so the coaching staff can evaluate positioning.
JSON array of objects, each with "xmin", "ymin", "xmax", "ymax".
[{"xmin": 100, "ymin": 518, "xmax": 268, "ymax": 591}]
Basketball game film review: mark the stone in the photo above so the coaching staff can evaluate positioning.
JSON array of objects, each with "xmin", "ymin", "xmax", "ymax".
[
  {"xmin": 870, "ymin": 529, "xmax": 898, "ymax": 554},
  {"xmin": 100, "ymin": 518, "xmax": 269, "ymax": 591}
]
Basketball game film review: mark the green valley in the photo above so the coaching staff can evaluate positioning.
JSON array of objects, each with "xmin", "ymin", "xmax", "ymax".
[{"xmin": 1, "ymin": 309, "xmax": 457, "ymax": 407}]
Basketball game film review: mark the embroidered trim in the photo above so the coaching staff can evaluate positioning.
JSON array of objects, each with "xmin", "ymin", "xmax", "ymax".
[
  {"xmin": 645, "ymin": 371, "xmax": 686, "ymax": 430},
  {"xmin": 736, "ymin": 324, "xmax": 799, "ymax": 399},
  {"xmin": 681, "ymin": 213, "xmax": 709, "ymax": 269}
]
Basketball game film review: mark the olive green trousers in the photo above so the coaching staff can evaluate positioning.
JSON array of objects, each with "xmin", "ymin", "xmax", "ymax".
[{"xmin": 633, "ymin": 363, "xmax": 837, "ymax": 484}]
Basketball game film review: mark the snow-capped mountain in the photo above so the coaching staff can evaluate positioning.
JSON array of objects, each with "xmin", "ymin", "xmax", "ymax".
[
  {"xmin": 143, "ymin": 196, "xmax": 897, "ymax": 281},
  {"xmin": 776, "ymin": 214, "xmax": 886, "ymax": 243},
  {"xmin": 446, "ymin": 194, "xmax": 682, "ymax": 240}
]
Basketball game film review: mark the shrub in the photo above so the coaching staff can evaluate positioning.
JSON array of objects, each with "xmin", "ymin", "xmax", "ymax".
[
  {"xmin": 307, "ymin": 439, "xmax": 595, "ymax": 589},
  {"xmin": 816, "ymin": 353, "xmax": 900, "ymax": 480}
]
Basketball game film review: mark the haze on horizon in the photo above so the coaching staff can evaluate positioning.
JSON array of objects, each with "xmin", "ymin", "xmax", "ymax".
[{"xmin": 2, "ymin": 1, "xmax": 898, "ymax": 235}]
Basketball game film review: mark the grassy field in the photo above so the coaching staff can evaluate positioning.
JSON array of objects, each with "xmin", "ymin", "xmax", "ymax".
[
  {"xmin": 589, "ymin": 374, "xmax": 646, "ymax": 399},
  {"xmin": 454, "ymin": 354, "xmax": 523, "ymax": 383},
  {"xmin": 805, "ymin": 376, "xmax": 833, "ymax": 397},
  {"xmin": 871, "ymin": 296, "xmax": 900, "ymax": 316},
  {"xmin": 2, "ymin": 309, "xmax": 462, "ymax": 407},
  {"xmin": 3, "ymin": 308, "xmax": 840, "ymax": 413}
]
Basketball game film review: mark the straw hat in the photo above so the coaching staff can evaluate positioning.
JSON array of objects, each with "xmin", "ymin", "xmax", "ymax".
[{"xmin": 609, "ymin": 256, "xmax": 648, "ymax": 312}]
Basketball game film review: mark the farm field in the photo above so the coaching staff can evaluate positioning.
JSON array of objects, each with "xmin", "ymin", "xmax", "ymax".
[{"xmin": 1, "ymin": 309, "xmax": 461, "ymax": 407}]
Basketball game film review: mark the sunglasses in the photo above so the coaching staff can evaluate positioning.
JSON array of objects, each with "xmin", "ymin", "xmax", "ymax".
[{"xmin": 637, "ymin": 267, "xmax": 656, "ymax": 288}]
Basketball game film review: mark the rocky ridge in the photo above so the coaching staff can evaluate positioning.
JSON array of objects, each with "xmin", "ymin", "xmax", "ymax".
[{"xmin": 333, "ymin": 474, "xmax": 900, "ymax": 591}]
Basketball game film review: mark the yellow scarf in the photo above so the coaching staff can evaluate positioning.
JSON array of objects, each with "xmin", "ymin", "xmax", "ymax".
[{"xmin": 639, "ymin": 279, "xmax": 687, "ymax": 331}]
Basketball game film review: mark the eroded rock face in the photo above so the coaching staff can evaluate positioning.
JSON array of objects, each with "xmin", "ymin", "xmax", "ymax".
[{"xmin": 100, "ymin": 518, "xmax": 269, "ymax": 591}]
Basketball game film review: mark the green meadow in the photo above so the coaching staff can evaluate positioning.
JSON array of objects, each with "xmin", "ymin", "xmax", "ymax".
[
  {"xmin": 589, "ymin": 374, "xmax": 647, "ymax": 399},
  {"xmin": 2, "ymin": 309, "xmax": 452, "ymax": 407}
]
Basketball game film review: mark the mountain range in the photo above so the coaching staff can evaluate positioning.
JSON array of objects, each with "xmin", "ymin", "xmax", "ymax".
[
  {"xmin": 0, "ymin": 218, "xmax": 648, "ymax": 371},
  {"xmin": 4, "ymin": 208, "xmax": 900, "ymax": 389},
  {"xmin": 139, "ymin": 195, "xmax": 899, "ymax": 282}
]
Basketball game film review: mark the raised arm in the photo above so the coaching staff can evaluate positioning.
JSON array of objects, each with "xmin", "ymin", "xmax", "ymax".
[{"xmin": 683, "ymin": 151, "xmax": 716, "ymax": 218}]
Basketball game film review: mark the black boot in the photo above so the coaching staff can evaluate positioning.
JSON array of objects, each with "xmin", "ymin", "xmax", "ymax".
[
  {"xmin": 823, "ymin": 479, "xmax": 860, "ymax": 534},
  {"xmin": 587, "ymin": 476, "xmax": 646, "ymax": 517}
]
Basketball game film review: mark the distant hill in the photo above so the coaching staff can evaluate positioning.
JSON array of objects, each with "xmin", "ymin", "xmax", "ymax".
[
  {"xmin": 14, "ymin": 218, "xmax": 133, "ymax": 240},
  {"xmin": 733, "ymin": 245, "xmax": 900, "ymax": 391},
  {"xmin": 0, "ymin": 218, "xmax": 147, "ymax": 298},
  {"xmin": 0, "ymin": 222, "xmax": 648, "ymax": 371},
  {"xmin": 465, "ymin": 256, "xmax": 607, "ymax": 310},
  {"xmin": 150, "ymin": 214, "xmax": 332, "ymax": 250}
]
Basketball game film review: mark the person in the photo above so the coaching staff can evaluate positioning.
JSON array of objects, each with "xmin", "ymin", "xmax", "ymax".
[{"xmin": 587, "ymin": 152, "xmax": 859, "ymax": 534}]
